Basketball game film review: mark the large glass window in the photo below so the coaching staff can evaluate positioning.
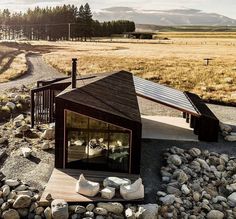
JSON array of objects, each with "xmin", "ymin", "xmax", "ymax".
[{"xmin": 65, "ymin": 110, "xmax": 131, "ymax": 173}]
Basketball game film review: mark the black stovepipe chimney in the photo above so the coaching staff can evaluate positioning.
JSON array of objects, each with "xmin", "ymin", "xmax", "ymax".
[{"xmin": 72, "ymin": 58, "xmax": 77, "ymax": 89}]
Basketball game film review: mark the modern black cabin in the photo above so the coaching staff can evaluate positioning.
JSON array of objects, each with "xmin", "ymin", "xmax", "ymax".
[
  {"xmin": 31, "ymin": 59, "xmax": 219, "ymax": 175},
  {"xmin": 55, "ymin": 71, "xmax": 142, "ymax": 174}
]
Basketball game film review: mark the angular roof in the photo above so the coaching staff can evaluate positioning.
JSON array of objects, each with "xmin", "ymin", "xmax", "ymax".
[
  {"xmin": 133, "ymin": 76, "xmax": 199, "ymax": 116},
  {"xmin": 57, "ymin": 71, "xmax": 141, "ymax": 123}
]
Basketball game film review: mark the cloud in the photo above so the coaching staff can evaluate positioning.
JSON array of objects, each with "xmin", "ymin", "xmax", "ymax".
[{"xmin": 0, "ymin": 0, "xmax": 235, "ymax": 19}]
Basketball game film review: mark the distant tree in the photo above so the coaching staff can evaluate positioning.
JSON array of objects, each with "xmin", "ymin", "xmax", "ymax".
[
  {"xmin": 83, "ymin": 3, "xmax": 93, "ymax": 40},
  {"xmin": 0, "ymin": 4, "xmax": 136, "ymax": 41}
]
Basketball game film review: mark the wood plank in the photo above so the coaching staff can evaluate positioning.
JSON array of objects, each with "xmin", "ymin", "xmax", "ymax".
[{"xmin": 40, "ymin": 168, "xmax": 141, "ymax": 205}]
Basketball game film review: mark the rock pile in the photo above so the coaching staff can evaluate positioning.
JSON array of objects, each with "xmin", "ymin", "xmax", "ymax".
[
  {"xmin": 220, "ymin": 122, "xmax": 236, "ymax": 142},
  {"xmin": 0, "ymin": 114, "xmax": 55, "ymax": 191},
  {"xmin": 49, "ymin": 201, "xmax": 158, "ymax": 219},
  {"xmin": 0, "ymin": 86, "xmax": 30, "ymax": 122},
  {"xmin": 0, "ymin": 173, "xmax": 41, "ymax": 219},
  {"xmin": 157, "ymin": 146, "xmax": 236, "ymax": 218},
  {"xmin": 0, "ymin": 114, "xmax": 55, "ymax": 153}
]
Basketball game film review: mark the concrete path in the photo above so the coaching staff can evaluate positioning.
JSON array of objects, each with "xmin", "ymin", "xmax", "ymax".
[
  {"xmin": 0, "ymin": 54, "xmax": 64, "ymax": 91},
  {"xmin": 142, "ymin": 115, "xmax": 198, "ymax": 141},
  {"xmin": 138, "ymin": 97, "xmax": 236, "ymax": 126}
]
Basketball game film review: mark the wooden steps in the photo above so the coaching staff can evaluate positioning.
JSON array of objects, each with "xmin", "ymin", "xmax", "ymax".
[{"xmin": 39, "ymin": 168, "xmax": 141, "ymax": 206}]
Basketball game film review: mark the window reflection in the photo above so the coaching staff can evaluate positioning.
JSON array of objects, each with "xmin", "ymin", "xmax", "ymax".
[{"xmin": 65, "ymin": 110, "xmax": 131, "ymax": 173}]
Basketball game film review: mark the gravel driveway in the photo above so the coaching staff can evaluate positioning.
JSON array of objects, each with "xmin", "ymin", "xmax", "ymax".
[{"xmin": 0, "ymin": 54, "xmax": 64, "ymax": 91}]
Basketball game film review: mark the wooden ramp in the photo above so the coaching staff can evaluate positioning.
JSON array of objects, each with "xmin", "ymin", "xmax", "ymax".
[{"xmin": 40, "ymin": 168, "xmax": 141, "ymax": 205}]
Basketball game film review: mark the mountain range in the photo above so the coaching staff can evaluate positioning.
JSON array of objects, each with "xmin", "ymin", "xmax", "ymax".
[{"xmin": 93, "ymin": 7, "xmax": 236, "ymax": 26}]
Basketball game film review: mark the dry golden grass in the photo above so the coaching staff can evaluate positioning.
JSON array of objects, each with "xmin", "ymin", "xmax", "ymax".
[
  {"xmin": 30, "ymin": 37, "xmax": 236, "ymax": 105},
  {"xmin": 158, "ymin": 32, "xmax": 236, "ymax": 39},
  {"xmin": 0, "ymin": 43, "xmax": 28, "ymax": 83},
  {"xmin": 0, "ymin": 53, "xmax": 27, "ymax": 83}
]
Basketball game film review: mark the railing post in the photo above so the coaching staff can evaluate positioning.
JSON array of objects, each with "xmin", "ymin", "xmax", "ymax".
[
  {"xmin": 49, "ymin": 89, "xmax": 52, "ymax": 123},
  {"xmin": 31, "ymin": 90, "xmax": 35, "ymax": 128}
]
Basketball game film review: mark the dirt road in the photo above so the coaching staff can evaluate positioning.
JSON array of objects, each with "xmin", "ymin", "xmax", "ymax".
[{"xmin": 0, "ymin": 54, "xmax": 64, "ymax": 91}]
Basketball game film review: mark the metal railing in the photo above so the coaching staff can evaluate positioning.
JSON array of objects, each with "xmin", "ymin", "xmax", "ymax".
[{"xmin": 31, "ymin": 76, "xmax": 70, "ymax": 127}]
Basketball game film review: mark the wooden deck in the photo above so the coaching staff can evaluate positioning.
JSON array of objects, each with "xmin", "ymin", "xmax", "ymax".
[{"xmin": 40, "ymin": 168, "xmax": 141, "ymax": 205}]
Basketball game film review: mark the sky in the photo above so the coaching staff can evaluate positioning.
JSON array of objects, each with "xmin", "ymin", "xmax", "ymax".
[{"xmin": 0, "ymin": 0, "xmax": 236, "ymax": 19}]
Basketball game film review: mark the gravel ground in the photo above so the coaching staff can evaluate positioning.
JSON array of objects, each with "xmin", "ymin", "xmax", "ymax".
[
  {"xmin": 1, "ymin": 148, "xmax": 54, "ymax": 193},
  {"xmin": 0, "ymin": 54, "xmax": 64, "ymax": 91}
]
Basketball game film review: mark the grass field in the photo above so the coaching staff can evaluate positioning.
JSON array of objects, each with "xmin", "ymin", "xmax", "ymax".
[
  {"xmin": 1, "ymin": 32, "xmax": 236, "ymax": 105},
  {"xmin": 157, "ymin": 32, "xmax": 236, "ymax": 39},
  {"xmin": 29, "ymin": 36, "xmax": 236, "ymax": 105},
  {"xmin": 0, "ymin": 42, "xmax": 28, "ymax": 83}
]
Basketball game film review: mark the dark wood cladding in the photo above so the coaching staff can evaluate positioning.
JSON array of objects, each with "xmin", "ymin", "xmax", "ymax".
[
  {"xmin": 185, "ymin": 92, "xmax": 219, "ymax": 142},
  {"xmin": 57, "ymin": 71, "xmax": 141, "ymax": 123},
  {"xmin": 55, "ymin": 71, "xmax": 142, "ymax": 174},
  {"xmin": 55, "ymin": 97, "xmax": 142, "ymax": 174}
]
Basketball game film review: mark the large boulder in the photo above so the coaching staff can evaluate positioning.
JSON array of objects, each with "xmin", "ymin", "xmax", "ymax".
[
  {"xmin": 120, "ymin": 178, "xmax": 144, "ymax": 200},
  {"xmin": 0, "ymin": 137, "xmax": 8, "ymax": 145},
  {"xmin": 177, "ymin": 170, "xmax": 188, "ymax": 184},
  {"xmin": 125, "ymin": 208, "xmax": 135, "ymax": 219},
  {"xmin": 51, "ymin": 199, "xmax": 69, "ymax": 219},
  {"xmin": 13, "ymin": 195, "xmax": 32, "ymax": 208},
  {"xmin": 225, "ymin": 135, "xmax": 236, "ymax": 142},
  {"xmin": 14, "ymin": 114, "xmax": 24, "ymax": 122},
  {"xmin": 21, "ymin": 147, "xmax": 32, "ymax": 158},
  {"xmin": 6, "ymin": 102, "xmax": 16, "ymax": 110},
  {"xmin": 100, "ymin": 187, "xmax": 115, "ymax": 199},
  {"xmin": 228, "ymin": 192, "xmax": 236, "ymax": 207},
  {"xmin": 18, "ymin": 124, "xmax": 30, "ymax": 133},
  {"xmin": 44, "ymin": 207, "xmax": 52, "ymax": 219},
  {"xmin": 2, "ymin": 185, "xmax": 10, "ymax": 197},
  {"xmin": 168, "ymin": 155, "xmax": 182, "ymax": 166},
  {"xmin": 74, "ymin": 205, "xmax": 86, "ymax": 214},
  {"xmin": 207, "ymin": 210, "xmax": 224, "ymax": 219},
  {"xmin": 41, "ymin": 128, "xmax": 55, "ymax": 140},
  {"xmin": 103, "ymin": 177, "xmax": 131, "ymax": 189},
  {"xmin": 93, "ymin": 207, "xmax": 108, "ymax": 216},
  {"xmin": 219, "ymin": 122, "xmax": 232, "ymax": 133},
  {"xmin": 5, "ymin": 179, "xmax": 20, "ymax": 187},
  {"xmin": 2, "ymin": 209, "xmax": 20, "ymax": 219},
  {"xmin": 189, "ymin": 148, "xmax": 201, "ymax": 157},
  {"xmin": 75, "ymin": 174, "xmax": 100, "ymax": 197},
  {"xmin": 97, "ymin": 202, "xmax": 123, "ymax": 214},
  {"xmin": 159, "ymin": 194, "xmax": 175, "ymax": 205},
  {"xmin": 137, "ymin": 204, "xmax": 159, "ymax": 219},
  {"xmin": 14, "ymin": 95, "xmax": 22, "ymax": 102}
]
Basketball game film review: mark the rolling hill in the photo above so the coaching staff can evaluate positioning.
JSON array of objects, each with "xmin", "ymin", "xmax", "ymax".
[{"xmin": 94, "ymin": 7, "xmax": 236, "ymax": 26}]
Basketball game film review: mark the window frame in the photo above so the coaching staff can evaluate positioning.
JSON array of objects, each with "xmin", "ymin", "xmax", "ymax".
[{"xmin": 64, "ymin": 109, "xmax": 132, "ymax": 173}]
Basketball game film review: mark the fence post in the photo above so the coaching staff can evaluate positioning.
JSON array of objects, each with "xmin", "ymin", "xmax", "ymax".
[{"xmin": 31, "ymin": 90, "xmax": 35, "ymax": 128}]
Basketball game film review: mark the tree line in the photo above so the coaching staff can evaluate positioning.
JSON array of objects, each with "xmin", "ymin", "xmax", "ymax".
[{"xmin": 0, "ymin": 4, "xmax": 135, "ymax": 41}]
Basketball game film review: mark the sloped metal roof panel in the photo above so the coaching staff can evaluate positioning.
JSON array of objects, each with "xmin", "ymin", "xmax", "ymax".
[{"xmin": 133, "ymin": 76, "xmax": 199, "ymax": 116}]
